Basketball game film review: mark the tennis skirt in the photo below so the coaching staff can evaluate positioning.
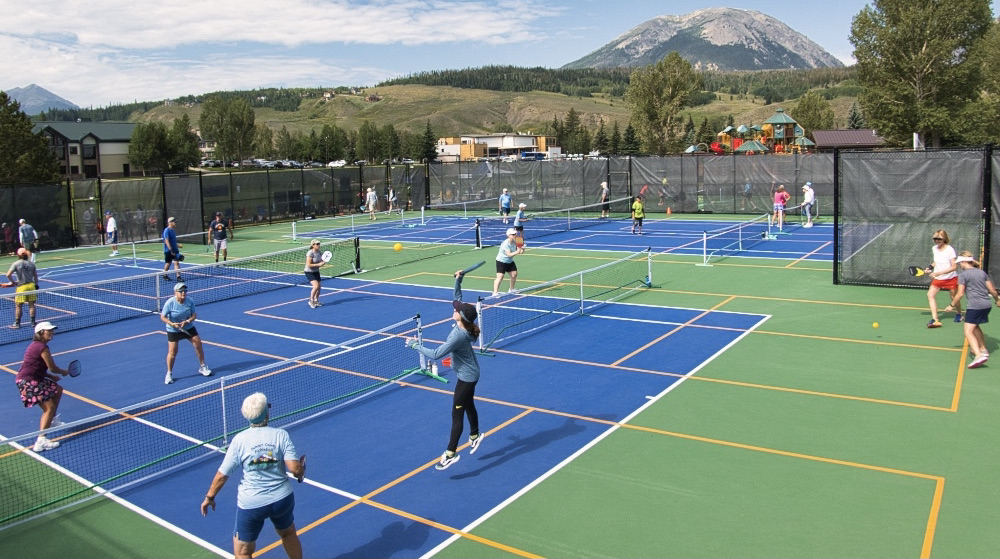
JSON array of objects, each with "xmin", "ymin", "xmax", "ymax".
[
  {"xmin": 16, "ymin": 377, "xmax": 61, "ymax": 408},
  {"xmin": 15, "ymin": 282, "xmax": 36, "ymax": 304}
]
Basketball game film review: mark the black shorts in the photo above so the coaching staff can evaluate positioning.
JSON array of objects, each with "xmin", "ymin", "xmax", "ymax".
[
  {"xmin": 304, "ymin": 271, "xmax": 321, "ymax": 283},
  {"xmin": 500, "ymin": 207, "xmax": 510, "ymax": 216},
  {"xmin": 965, "ymin": 307, "xmax": 991, "ymax": 325},
  {"xmin": 164, "ymin": 251, "xmax": 180, "ymax": 264},
  {"xmin": 514, "ymin": 225, "xmax": 524, "ymax": 232},
  {"xmin": 167, "ymin": 327, "xmax": 198, "ymax": 342},
  {"xmin": 496, "ymin": 260, "xmax": 517, "ymax": 274}
]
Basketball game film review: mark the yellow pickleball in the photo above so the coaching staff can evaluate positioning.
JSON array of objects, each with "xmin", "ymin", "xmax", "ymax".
[
  {"xmin": 393, "ymin": 243, "xmax": 402, "ymax": 252},
  {"xmin": 872, "ymin": 322, "xmax": 879, "ymax": 329}
]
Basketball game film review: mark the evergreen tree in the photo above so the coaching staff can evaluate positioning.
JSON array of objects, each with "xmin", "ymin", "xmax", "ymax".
[
  {"xmin": 609, "ymin": 122, "xmax": 622, "ymax": 155},
  {"xmin": 421, "ymin": 120, "xmax": 438, "ymax": 162},
  {"xmin": 593, "ymin": 121, "xmax": 609, "ymax": 155},
  {"xmin": 847, "ymin": 102, "xmax": 866, "ymax": 129},
  {"xmin": 622, "ymin": 123, "xmax": 641, "ymax": 155},
  {"xmin": 0, "ymin": 92, "xmax": 59, "ymax": 183}
]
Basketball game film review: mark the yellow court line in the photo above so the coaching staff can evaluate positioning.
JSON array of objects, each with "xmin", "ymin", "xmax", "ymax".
[
  {"xmin": 783, "ymin": 240, "xmax": 832, "ymax": 268},
  {"xmin": 752, "ymin": 329, "xmax": 963, "ymax": 352},
  {"xmin": 257, "ymin": 410, "xmax": 542, "ymax": 559}
]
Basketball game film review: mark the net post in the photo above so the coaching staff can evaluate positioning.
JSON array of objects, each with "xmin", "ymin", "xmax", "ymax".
[
  {"xmin": 291, "ymin": 221, "xmax": 298, "ymax": 242},
  {"xmin": 475, "ymin": 219, "xmax": 483, "ymax": 249},
  {"xmin": 697, "ymin": 231, "xmax": 712, "ymax": 266},
  {"xmin": 646, "ymin": 247, "xmax": 653, "ymax": 286},
  {"xmin": 219, "ymin": 376, "xmax": 230, "ymax": 448},
  {"xmin": 578, "ymin": 271, "xmax": 585, "ymax": 314},
  {"xmin": 421, "ymin": 205, "xmax": 426, "ymax": 226}
]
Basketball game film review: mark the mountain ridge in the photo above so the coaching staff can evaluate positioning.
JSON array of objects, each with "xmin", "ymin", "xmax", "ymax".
[
  {"xmin": 564, "ymin": 7, "xmax": 844, "ymax": 71},
  {"xmin": 4, "ymin": 84, "xmax": 79, "ymax": 116}
]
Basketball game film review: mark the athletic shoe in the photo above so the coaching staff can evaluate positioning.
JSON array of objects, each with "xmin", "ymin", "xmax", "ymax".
[
  {"xmin": 468, "ymin": 432, "xmax": 485, "ymax": 455},
  {"xmin": 33, "ymin": 437, "xmax": 59, "ymax": 452},
  {"xmin": 927, "ymin": 320, "xmax": 942, "ymax": 328},
  {"xmin": 308, "ymin": 300, "xmax": 316, "ymax": 308},
  {"xmin": 164, "ymin": 372, "xmax": 174, "ymax": 385},
  {"xmin": 50, "ymin": 415, "xmax": 65, "ymax": 428},
  {"xmin": 969, "ymin": 354, "xmax": 989, "ymax": 368},
  {"xmin": 10, "ymin": 322, "xmax": 18, "ymax": 329},
  {"xmin": 435, "ymin": 451, "xmax": 460, "ymax": 470},
  {"xmin": 314, "ymin": 301, "xmax": 323, "ymax": 307},
  {"xmin": 803, "ymin": 223, "xmax": 814, "ymax": 228},
  {"xmin": 199, "ymin": 365, "xmax": 212, "ymax": 376},
  {"xmin": 163, "ymin": 275, "xmax": 172, "ymax": 281},
  {"xmin": 954, "ymin": 313, "xmax": 964, "ymax": 323}
]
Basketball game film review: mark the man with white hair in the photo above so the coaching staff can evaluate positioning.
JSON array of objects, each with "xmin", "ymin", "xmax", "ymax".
[
  {"xmin": 201, "ymin": 392, "xmax": 306, "ymax": 559},
  {"xmin": 597, "ymin": 181, "xmax": 610, "ymax": 218},
  {"xmin": 18, "ymin": 219, "xmax": 38, "ymax": 263},
  {"xmin": 800, "ymin": 182, "xmax": 816, "ymax": 228}
]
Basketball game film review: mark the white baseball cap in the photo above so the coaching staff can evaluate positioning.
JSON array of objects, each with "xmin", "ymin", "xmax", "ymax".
[
  {"xmin": 34, "ymin": 321, "xmax": 57, "ymax": 334},
  {"xmin": 506, "ymin": 228, "xmax": 517, "ymax": 236}
]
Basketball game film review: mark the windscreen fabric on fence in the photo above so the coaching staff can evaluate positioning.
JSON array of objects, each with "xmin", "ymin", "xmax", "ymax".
[{"xmin": 835, "ymin": 149, "xmax": 986, "ymax": 288}]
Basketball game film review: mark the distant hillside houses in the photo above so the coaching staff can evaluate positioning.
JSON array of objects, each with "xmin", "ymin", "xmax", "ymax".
[{"xmin": 436, "ymin": 133, "xmax": 559, "ymax": 162}]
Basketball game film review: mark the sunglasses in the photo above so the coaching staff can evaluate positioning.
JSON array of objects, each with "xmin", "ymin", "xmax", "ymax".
[{"xmin": 932, "ymin": 237, "xmax": 944, "ymax": 241}]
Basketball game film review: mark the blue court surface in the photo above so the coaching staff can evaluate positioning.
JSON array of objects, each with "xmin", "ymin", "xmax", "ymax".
[{"xmin": 1, "ymin": 257, "xmax": 769, "ymax": 557}]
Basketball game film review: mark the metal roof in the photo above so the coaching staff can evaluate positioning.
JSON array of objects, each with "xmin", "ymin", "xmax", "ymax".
[
  {"xmin": 31, "ymin": 121, "xmax": 137, "ymax": 142},
  {"xmin": 812, "ymin": 129, "xmax": 885, "ymax": 148}
]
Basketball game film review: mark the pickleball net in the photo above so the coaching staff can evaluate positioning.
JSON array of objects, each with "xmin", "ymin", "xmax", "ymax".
[
  {"xmin": 699, "ymin": 214, "xmax": 773, "ymax": 265},
  {"xmin": 0, "ymin": 238, "xmax": 358, "ymax": 346},
  {"xmin": 291, "ymin": 209, "xmax": 416, "ymax": 241},
  {"xmin": 475, "ymin": 197, "xmax": 633, "ymax": 248},
  {"xmin": 477, "ymin": 248, "xmax": 652, "ymax": 351},
  {"xmin": 0, "ymin": 315, "xmax": 439, "ymax": 529}
]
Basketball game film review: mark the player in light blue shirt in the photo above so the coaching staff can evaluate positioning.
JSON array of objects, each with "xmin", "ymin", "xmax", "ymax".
[
  {"xmin": 498, "ymin": 189, "xmax": 512, "ymax": 224},
  {"xmin": 493, "ymin": 227, "xmax": 523, "ymax": 295},
  {"xmin": 201, "ymin": 392, "xmax": 306, "ymax": 559}
]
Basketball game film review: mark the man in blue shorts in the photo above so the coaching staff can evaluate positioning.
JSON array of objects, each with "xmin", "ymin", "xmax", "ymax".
[
  {"xmin": 498, "ymin": 188, "xmax": 512, "ymax": 224},
  {"xmin": 201, "ymin": 392, "xmax": 306, "ymax": 559},
  {"xmin": 162, "ymin": 217, "xmax": 183, "ymax": 281}
]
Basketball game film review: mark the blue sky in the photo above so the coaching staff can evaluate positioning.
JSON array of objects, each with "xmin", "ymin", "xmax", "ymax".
[{"xmin": 1, "ymin": 1, "xmax": 995, "ymax": 109}]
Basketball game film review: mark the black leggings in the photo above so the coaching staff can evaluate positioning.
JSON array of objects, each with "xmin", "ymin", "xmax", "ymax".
[{"xmin": 448, "ymin": 379, "xmax": 479, "ymax": 452}]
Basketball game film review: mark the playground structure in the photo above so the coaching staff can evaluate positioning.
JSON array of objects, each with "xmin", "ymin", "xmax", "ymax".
[{"xmin": 708, "ymin": 108, "xmax": 814, "ymax": 155}]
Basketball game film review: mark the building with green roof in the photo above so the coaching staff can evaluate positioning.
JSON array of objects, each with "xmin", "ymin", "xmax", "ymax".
[{"xmin": 32, "ymin": 121, "xmax": 139, "ymax": 179}]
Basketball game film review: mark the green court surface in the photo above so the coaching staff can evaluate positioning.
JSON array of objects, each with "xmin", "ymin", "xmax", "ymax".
[{"xmin": 4, "ymin": 216, "xmax": 1000, "ymax": 558}]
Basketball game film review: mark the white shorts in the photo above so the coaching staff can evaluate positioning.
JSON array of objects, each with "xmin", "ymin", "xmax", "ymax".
[{"xmin": 213, "ymin": 238, "xmax": 228, "ymax": 251}]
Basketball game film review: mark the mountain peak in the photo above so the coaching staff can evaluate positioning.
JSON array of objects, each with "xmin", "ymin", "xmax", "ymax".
[
  {"xmin": 563, "ymin": 8, "xmax": 843, "ymax": 71},
  {"xmin": 4, "ymin": 84, "xmax": 79, "ymax": 116}
]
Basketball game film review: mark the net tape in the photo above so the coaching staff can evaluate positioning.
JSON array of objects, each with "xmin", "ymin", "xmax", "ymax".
[{"xmin": 476, "ymin": 197, "xmax": 633, "ymax": 248}]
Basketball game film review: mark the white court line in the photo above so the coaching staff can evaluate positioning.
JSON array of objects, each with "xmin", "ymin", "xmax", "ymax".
[{"xmin": 421, "ymin": 310, "xmax": 771, "ymax": 559}]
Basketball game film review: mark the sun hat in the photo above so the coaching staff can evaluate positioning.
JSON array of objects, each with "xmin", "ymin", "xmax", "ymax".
[
  {"xmin": 453, "ymin": 300, "xmax": 478, "ymax": 323},
  {"xmin": 34, "ymin": 321, "xmax": 57, "ymax": 334},
  {"xmin": 956, "ymin": 255, "xmax": 975, "ymax": 263},
  {"xmin": 173, "ymin": 282, "xmax": 188, "ymax": 292},
  {"xmin": 506, "ymin": 227, "xmax": 517, "ymax": 236}
]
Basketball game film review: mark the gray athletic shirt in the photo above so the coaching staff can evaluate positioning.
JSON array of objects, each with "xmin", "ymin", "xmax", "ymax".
[{"xmin": 958, "ymin": 267, "xmax": 994, "ymax": 310}]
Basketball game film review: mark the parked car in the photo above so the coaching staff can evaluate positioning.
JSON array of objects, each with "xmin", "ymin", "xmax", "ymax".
[
  {"xmin": 354, "ymin": 160, "xmax": 367, "ymax": 166},
  {"xmin": 400, "ymin": 158, "xmax": 415, "ymax": 164},
  {"xmin": 328, "ymin": 160, "xmax": 346, "ymax": 168}
]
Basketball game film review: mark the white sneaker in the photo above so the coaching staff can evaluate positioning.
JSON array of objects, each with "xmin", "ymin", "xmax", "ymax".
[
  {"xmin": 308, "ymin": 300, "xmax": 316, "ymax": 308},
  {"xmin": 164, "ymin": 372, "xmax": 174, "ymax": 384},
  {"xmin": 33, "ymin": 437, "xmax": 59, "ymax": 452},
  {"xmin": 199, "ymin": 365, "xmax": 212, "ymax": 376},
  {"xmin": 435, "ymin": 451, "xmax": 460, "ymax": 470},
  {"xmin": 468, "ymin": 432, "xmax": 485, "ymax": 455},
  {"xmin": 50, "ymin": 415, "xmax": 65, "ymax": 428}
]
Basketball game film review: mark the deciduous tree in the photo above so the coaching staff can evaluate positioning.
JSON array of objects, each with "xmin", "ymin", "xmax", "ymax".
[
  {"xmin": 0, "ymin": 92, "xmax": 59, "ymax": 183},
  {"xmin": 850, "ymin": 0, "xmax": 992, "ymax": 147},
  {"xmin": 624, "ymin": 52, "xmax": 701, "ymax": 154}
]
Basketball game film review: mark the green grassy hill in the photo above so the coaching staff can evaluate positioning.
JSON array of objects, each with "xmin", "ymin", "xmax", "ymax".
[{"xmin": 134, "ymin": 84, "xmax": 855, "ymax": 137}]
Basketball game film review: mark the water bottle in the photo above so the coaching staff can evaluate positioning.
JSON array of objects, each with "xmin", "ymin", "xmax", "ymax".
[{"xmin": 431, "ymin": 361, "xmax": 439, "ymax": 375}]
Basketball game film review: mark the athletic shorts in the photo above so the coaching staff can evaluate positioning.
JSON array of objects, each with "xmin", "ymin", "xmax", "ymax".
[
  {"xmin": 107, "ymin": 231, "xmax": 118, "ymax": 244},
  {"xmin": 234, "ymin": 492, "xmax": 295, "ymax": 543},
  {"xmin": 304, "ymin": 271, "xmax": 321, "ymax": 284},
  {"xmin": 931, "ymin": 277, "xmax": 959, "ymax": 290},
  {"xmin": 166, "ymin": 327, "xmax": 198, "ymax": 343},
  {"xmin": 15, "ymin": 282, "xmax": 37, "ymax": 304},
  {"xmin": 964, "ymin": 307, "xmax": 991, "ymax": 325},
  {"xmin": 633, "ymin": 217, "xmax": 644, "ymax": 226},
  {"xmin": 164, "ymin": 252, "xmax": 180, "ymax": 264},
  {"xmin": 213, "ymin": 238, "xmax": 228, "ymax": 251},
  {"xmin": 496, "ymin": 260, "xmax": 517, "ymax": 274},
  {"xmin": 773, "ymin": 203, "xmax": 786, "ymax": 213},
  {"xmin": 500, "ymin": 207, "xmax": 510, "ymax": 216}
]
